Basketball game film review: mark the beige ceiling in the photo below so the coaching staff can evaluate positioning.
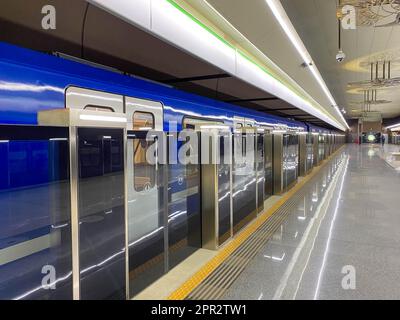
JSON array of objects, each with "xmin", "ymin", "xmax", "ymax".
[
  {"xmin": 280, "ymin": 0, "xmax": 400, "ymax": 120},
  {"xmin": 206, "ymin": 0, "xmax": 400, "ymax": 120}
]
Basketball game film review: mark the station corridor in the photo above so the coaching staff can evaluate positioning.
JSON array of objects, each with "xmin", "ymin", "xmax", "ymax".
[{"xmin": 222, "ymin": 144, "xmax": 400, "ymax": 300}]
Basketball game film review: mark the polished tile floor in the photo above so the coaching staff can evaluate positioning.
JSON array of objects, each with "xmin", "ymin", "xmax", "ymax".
[
  {"xmin": 222, "ymin": 144, "xmax": 400, "ymax": 300},
  {"xmin": 378, "ymin": 143, "xmax": 400, "ymax": 170}
]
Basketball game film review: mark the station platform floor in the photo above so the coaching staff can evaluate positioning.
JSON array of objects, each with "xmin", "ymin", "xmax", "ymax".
[
  {"xmin": 139, "ymin": 144, "xmax": 400, "ymax": 300},
  {"xmin": 378, "ymin": 143, "xmax": 400, "ymax": 170},
  {"xmin": 221, "ymin": 144, "xmax": 400, "ymax": 300}
]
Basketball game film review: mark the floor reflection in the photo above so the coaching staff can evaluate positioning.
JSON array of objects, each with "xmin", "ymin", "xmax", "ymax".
[{"xmin": 223, "ymin": 145, "xmax": 400, "ymax": 300}]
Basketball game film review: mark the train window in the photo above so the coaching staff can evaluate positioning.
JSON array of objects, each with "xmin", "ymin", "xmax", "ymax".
[
  {"xmin": 133, "ymin": 112, "xmax": 156, "ymax": 192},
  {"xmin": 133, "ymin": 111, "xmax": 155, "ymax": 131},
  {"xmin": 133, "ymin": 140, "xmax": 156, "ymax": 192},
  {"xmin": 182, "ymin": 116, "xmax": 223, "ymax": 129},
  {"xmin": 84, "ymin": 105, "xmax": 114, "ymax": 112},
  {"xmin": 242, "ymin": 134, "xmax": 247, "ymax": 157}
]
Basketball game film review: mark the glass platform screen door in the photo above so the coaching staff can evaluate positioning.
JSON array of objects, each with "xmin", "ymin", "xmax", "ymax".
[{"xmin": 38, "ymin": 108, "xmax": 128, "ymax": 300}]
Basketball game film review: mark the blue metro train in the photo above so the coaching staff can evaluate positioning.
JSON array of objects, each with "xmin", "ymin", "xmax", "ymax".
[{"xmin": 0, "ymin": 42, "xmax": 344, "ymax": 300}]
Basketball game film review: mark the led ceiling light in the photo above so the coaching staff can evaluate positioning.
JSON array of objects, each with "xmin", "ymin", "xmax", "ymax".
[
  {"xmin": 386, "ymin": 123, "xmax": 400, "ymax": 131},
  {"xmin": 265, "ymin": 0, "xmax": 349, "ymax": 130},
  {"xmin": 201, "ymin": 0, "xmax": 344, "ymax": 130}
]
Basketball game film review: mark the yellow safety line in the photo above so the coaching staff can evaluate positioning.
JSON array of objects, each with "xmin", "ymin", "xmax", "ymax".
[{"xmin": 167, "ymin": 146, "xmax": 345, "ymax": 300}]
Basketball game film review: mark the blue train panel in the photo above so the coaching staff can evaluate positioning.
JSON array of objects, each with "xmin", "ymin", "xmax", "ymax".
[{"xmin": 0, "ymin": 41, "xmax": 306, "ymax": 131}]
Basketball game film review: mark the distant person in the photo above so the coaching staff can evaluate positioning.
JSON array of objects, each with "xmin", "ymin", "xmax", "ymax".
[{"xmin": 382, "ymin": 135, "xmax": 385, "ymax": 146}]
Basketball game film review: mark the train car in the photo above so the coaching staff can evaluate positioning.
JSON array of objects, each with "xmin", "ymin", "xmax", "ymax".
[{"xmin": 0, "ymin": 42, "xmax": 344, "ymax": 300}]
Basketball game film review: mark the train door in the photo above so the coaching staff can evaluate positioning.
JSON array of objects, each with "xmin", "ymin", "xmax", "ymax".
[
  {"xmin": 318, "ymin": 134, "xmax": 325, "ymax": 162},
  {"xmin": 291, "ymin": 134, "xmax": 300, "ymax": 183},
  {"xmin": 333, "ymin": 135, "xmax": 337, "ymax": 151},
  {"xmin": 168, "ymin": 120, "xmax": 202, "ymax": 269},
  {"xmin": 298, "ymin": 133, "xmax": 307, "ymax": 176},
  {"xmin": 124, "ymin": 97, "xmax": 166, "ymax": 297},
  {"xmin": 264, "ymin": 130, "xmax": 273, "ymax": 200},
  {"xmin": 282, "ymin": 133, "xmax": 299, "ymax": 191},
  {"xmin": 186, "ymin": 120, "xmax": 232, "ymax": 249},
  {"xmin": 39, "ymin": 88, "xmax": 127, "ymax": 300},
  {"xmin": 75, "ymin": 126, "xmax": 126, "ymax": 300},
  {"xmin": 232, "ymin": 125, "xmax": 257, "ymax": 234},
  {"xmin": 306, "ymin": 133, "xmax": 314, "ymax": 172},
  {"xmin": 283, "ymin": 134, "xmax": 289, "ymax": 190},
  {"xmin": 256, "ymin": 128, "xmax": 265, "ymax": 214},
  {"xmin": 312, "ymin": 133, "xmax": 319, "ymax": 166},
  {"xmin": 326, "ymin": 134, "xmax": 331, "ymax": 156},
  {"xmin": 64, "ymin": 87, "xmax": 127, "ymax": 300}
]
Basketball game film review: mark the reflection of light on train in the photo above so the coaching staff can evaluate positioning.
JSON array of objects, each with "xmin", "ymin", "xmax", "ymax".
[
  {"xmin": 232, "ymin": 178, "xmax": 257, "ymax": 198},
  {"xmin": 129, "ymin": 227, "xmax": 164, "ymax": 248},
  {"xmin": 14, "ymin": 271, "xmax": 73, "ymax": 300}
]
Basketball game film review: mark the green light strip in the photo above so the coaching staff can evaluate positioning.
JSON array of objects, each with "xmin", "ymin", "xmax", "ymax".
[
  {"xmin": 165, "ymin": 0, "xmax": 342, "ymax": 128},
  {"xmin": 166, "ymin": 0, "xmax": 234, "ymax": 49},
  {"xmin": 237, "ymin": 50, "xmax": 303, "ymax": 101}
]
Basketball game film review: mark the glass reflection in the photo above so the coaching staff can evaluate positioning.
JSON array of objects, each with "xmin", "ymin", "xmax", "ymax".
[
  {"xmin": 256, "ymin": 133, "xmax": 265, "ymax": 214},
  {"xmin": 264, "ymin": 134, "xmax": 273, "ymax": 200},
  {"xmin": 168, "ymin": 131, "xmax": 202, "ymax": 269},
  {"xmin": 218, "ymin": 133, "xmax": 232, "ymax": 245},
  {"xmin": 233, "ymin": 131, "xmax": 257, "ymax": 234},
  {"xmin": 77, "ymin": 128, "xmax": 125, "ymax": 300},
  {"xmin": 283, "ymin": 134, "xmax": 299, "ymax": 191},
  {"xmin": 128, "ymin": 131, "xmax": 164, "ymax": 297},
  {"xmin": 0, "ymin": 126, "xmax": 72, "ymax": 300}
]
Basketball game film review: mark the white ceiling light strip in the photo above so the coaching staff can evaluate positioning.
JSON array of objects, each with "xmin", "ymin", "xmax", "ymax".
[
  {"xmin": 236, "ymin": 53, "xmax": 343, "ymax": 128},
  {"xmin": 87, "ymin": 0, "xmax": 346, "ymax": 130},
  {"xmin": 265, "ymin": 0, "xmax": 349, "ymax": 130},
  {"xmin": 200, "ymin": 0, "xmax": 342, "ymax": 126},
  {"xmin": 386, "ymin": 123, "xmax": 400, "ymax": 131}
]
